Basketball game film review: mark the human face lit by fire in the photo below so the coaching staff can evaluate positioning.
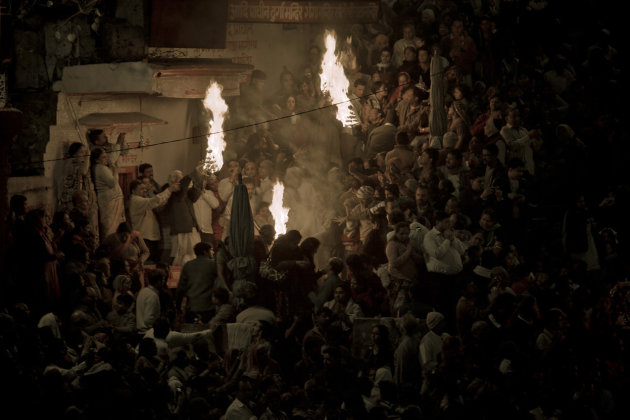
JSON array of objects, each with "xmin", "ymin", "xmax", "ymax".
[
  {"xmin": 286, "ymin": 96, "xmax": 296, "ymax": 112},
  {"xmin": 403, "ymin": 26, "xmax": 414, "ymax": 41},
  {"xmin": 245, "ymin": 182, "xmax": 255, "ymax": 197},
  {"xmin": 354, "ymin": 84, "xmax": 366, "ymax": 98},
  {"xmin": 415, "ymin": 186, "xmax": 429, "ymax": 203},
  {"xmin": 97, "ymin": 151, "xmax": 109, "ymax": 166},
  {"xmin": 479, "ymin": 213, "xmax": 495, "ymax": 231},
  {"xmin": 94, "ymin": 132, "xmax": 108, "ymax": 146},
  {"xmin": 380, "ymin": 50, "xmax": 391, "ymax": 64},
  {"xmin": 243, "ymin": 162, "xmax": 257, "ymax": 178},
  {"xmin": 376, "ymin": 85, "xmax": 388, "ymax": 99},
  {"xmin": 333, "ymin": 286, "xmax": 349, "ymax": 305},
  {"xmin": 445, "ymin": 153, "xmax": 460, "ymax": 170},
  {"xmin": 418, "ymin": 49, "xmax": 429, "ymax": 65},
  {"xmin": 228, "ymin": 160, "xmax": 240, "ymax": 176}
]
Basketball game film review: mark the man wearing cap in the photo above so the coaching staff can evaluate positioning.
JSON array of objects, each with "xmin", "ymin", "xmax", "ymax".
[{"xmin": 419, "ymin": 311, "xmax": 448, "ymax": 370}]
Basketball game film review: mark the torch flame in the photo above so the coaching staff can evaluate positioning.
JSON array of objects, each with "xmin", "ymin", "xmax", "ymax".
[
  {"xmin": 202, "ymin": 82, "xmax": 229, "ymax": 173},
  {"xmin": 269, "ymin": 181, "xmax": 289, "ymax": 239},
  {"xmin": 320, "ymin": 30, "xmax": 359, "ymax": 127}
]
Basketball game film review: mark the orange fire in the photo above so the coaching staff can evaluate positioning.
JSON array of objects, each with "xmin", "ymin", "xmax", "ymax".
[
  {"xmin": 202, "ymin": 82, "xmax": 229, "ymax": 173},
  {"xmin": 320, "ymin": 30, "xmax": 359, "ymax": 127},
  {"xmin": 269, "ymin": 181, "xmax": 289, "ymax": 239}
]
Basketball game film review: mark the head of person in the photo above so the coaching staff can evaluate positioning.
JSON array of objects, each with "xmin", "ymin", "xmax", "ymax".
[
  {"xmin": 415, "ymin": 184, "xmax": 430, "ymax": 204},
  {"xmin": 506, "ymin": 108, "xmax": 522, "ymax": 127},
  {"xmin": 129, "ymin": 179, "xmax": 147, "ymax": 197},
  {"xmin": 394, "ymin": 221, "xmax": 410, "ymax": 243},
  {"xmin": 258, "ymin": 160, "xmax": 274, "ymax": 179},
  {"xmin": 285, "ymin": 95, "xmax": 297, "ymax": 112},
  {"xmin": 285, "ymin": 229, "xmax": 302, "ymax": 247},
  {"xmin": 90, "ymin": 147, "xmax": 109, "ymax": 167},
  {"xmin": 168, "ymin": 169, "xmax": 183, "ymax": 185},
  {"xmin": 251, "ymin": 69, "xmax": 267, "ymax": 90},
  {"xmin": 379, "ymin": 47, "xmax": 392, "ymax": 64},
  {"xmin": 403, "ymin": 46, "xmax": 417, "ymax": 62},
  {"xmin": 371, "ymin": 324, "xmax": 390, "ymax": 347},
  {"xmin": 399, "ymin": 313, "xmax": 419, "ymax": 336},
  {"xmin": 300, "ymin": 237, "xmax": 320, "ymax": 258},
  {"xmin": 194, "ymin": 241, "xmax": 212, "ymax": 258},
  {"xmin": 227, "ymin": 159, "xmax": 241, "ymax": 177},
  {"xmin": 433, "ymin": 210, "xmax": 452, "ymax": 232},
  {"xmin": 397, "ymin": 72, "xmax": 410, "ymax": 87},
  {"xmin": 482, "ymin": 144, "xmax": 499, "ymax": 167},
  {"xmin": 322, "ymin": 345, "xmax": 342, "ymax": 370},
  {"xmin": 353, "ymin": 78, "xmax": 367, "ymax": 98},
  {"xmin": 280, "ymin": 69, "xmax": 294, "ymax": 91},
  {"xmin": 9, "ymin": 194, "xmax": 27, "ymax": 217},
  {"xmin": 308, "ymin": 45, "xmax": 321, "ymax": 64},
  {"xmin": 479, "ymin": 208, "xmax": 497, "ymax": 231},
  {"xmin": 417, "ymin": 46, "xmax": 430, "ymax": 65},
  {"xmin": 445, "ymin": 149, "xmax": 463, "ymax": 170},
  {"xmin": 259, "ymin": 224, "xmax": 276, "ymax": 246},
  {"xmin": 67, "ymin": 142, "xmax": 86, "ymax": 162},
  {"xmin": 421, "ymin": 8, "xmax": 436, "ymax": 24},
  {"xmin": 327, "ymin": 257, "xmax": 344, "ymax": 275},
  {"xmin": 333, "ymin": 282, "xmax": 352, "ymax": 306},
  {"xmin": 51, "ymin": 210, "xmax": 74, "ymax": 233},
  {"xmin": 138, "ymin": 163, "xmax": 154, "ymax": 179},
  {"xmin": 147, "ymin": 268, "xmax": 165, "ymax": 288},
  {"xmin": 489, "ymin": 95, "xmax": 502, "ymax": 112},
  {"xmin": 426, "ymin": 311, "xmax": 445, "ymax": 333},
  {"xmin": 242, "ymin": 177, "xmax": 256, "ymax": 197},
  {"xmin": 211, "ymin": 287, "xmax": 230, "ymax": 306},
  {"xmin": 87, "ymin": 129, "xmax": 107, "ymax": 146},
  {"xmin": 451, "ymin": 18, "xmax": 464, "ymax": 37},
  {"xmin": 395, "ymin": 131, "xmax": 411, "ymax": 147},
  {"xmin": 356, "ymin": 185, "xmax": 375, "ymax": 206},
  {"xmin": 116, "ymin": 222, "xmax": 132, "ymax": 242},
  {"xmin": 236, "ymin": 376, "xmax": 255, "ymax": 403},
  {"xmin": 419, "ymin": 147, "xmax": 439, "ymax": 168},
  {"xmin": 373, "ymin": 81, "xmax": 388, "ymax": 99},
  {"xmin": 116, "ymin": 293, "xmax": 134, "ymax": 314},
  {"xmin": 313, "ymin": 306, "xmax": 333, "ymax": 331}
]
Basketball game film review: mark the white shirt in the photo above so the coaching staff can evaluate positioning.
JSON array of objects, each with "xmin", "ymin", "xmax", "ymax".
[
  {"xmin": 423, "ymin": 228, "xmax": 465, "ymax": 274},
  {"xmin": 192, "ymin": 190, "xmax": 220, "ymax": 234},
  {"xmin": 136, "ymin": 285, "xmax": 160, "ymax": 333},
  {"xmin": 419, "ymin": 330, "xmax": 445, "ymax": 368},
  {"xmin": 143, "ymin": 328, "xmax": 212, "ymax": 357},
  {"xmin": 218, "ymin": 178, "xmax": 235, "ymax": 202},
  {"xmin": 129, "ymin": 189, "xmax": 171, "ymax": 241},
  {"xmin": 224, "ymin": 398, "xmax": 256, "ymax": 420}
]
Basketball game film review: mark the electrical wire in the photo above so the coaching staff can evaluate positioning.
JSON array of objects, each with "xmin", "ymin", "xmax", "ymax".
[{"xmin": 10, "ymin": 80, "xmax": 420, "ymax": 169}]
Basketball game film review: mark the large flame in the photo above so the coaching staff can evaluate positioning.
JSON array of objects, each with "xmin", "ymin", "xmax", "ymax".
[
  {"xmin": 269, "ymin": 181, "xmax": 289, "ymax": 239},
  {"xmin": 202, "ymin": 82, "xmax": 229, "ymax": 173},
  {"xmin": 320, "ymin": 30, "xmax": 359, "ymax": 127}
]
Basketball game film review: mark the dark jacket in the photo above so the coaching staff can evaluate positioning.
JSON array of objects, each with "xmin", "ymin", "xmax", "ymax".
[{"xmin": 176, "ymin": 255, "xmax": 218, "ymax": 312}]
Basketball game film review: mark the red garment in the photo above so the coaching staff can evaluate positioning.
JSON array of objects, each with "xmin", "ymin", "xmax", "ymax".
[{"xmin": 41, "ymin": 231, "xmax": 60, "ymax": 300}]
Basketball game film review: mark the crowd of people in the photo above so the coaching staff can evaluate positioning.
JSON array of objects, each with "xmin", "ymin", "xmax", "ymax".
[{"xmin": 1, "ymin": 1, "xmax": 628, "ymax": 419}]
